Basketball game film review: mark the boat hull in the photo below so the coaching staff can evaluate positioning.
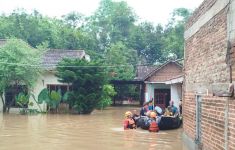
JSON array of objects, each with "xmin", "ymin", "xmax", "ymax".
[
  {"xmin": 158, "ymin": 116, "xmax": 182, "ymax": 130},
  {"xmin": 136, "ymin": 116, "xmax": 182, "ymax": 130}
]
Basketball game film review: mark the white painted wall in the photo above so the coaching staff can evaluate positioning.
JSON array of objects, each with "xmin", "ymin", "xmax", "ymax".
[
  {"xmin": 170, "ymin": 84, "xmax": 182, "ymax": 110},
  {"xmin": 145, "ymin": 83, "xmax": 170, "ymax": 102},
  {"xmin": 29, "ymin": 71, "xmax": 67, "ymax": 112}
]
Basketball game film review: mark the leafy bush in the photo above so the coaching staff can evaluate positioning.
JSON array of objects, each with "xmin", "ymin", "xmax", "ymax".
[
  {"xmin": 16, "ymin": 92, "xmax": 30, "ymax": 114},
  {"xmin": 56, "ymin": 59, "xmax": 108, "ymax": 114},
  {"xmin": 97, "ymin": 84, "xmax": 116, "ymax": 110}
]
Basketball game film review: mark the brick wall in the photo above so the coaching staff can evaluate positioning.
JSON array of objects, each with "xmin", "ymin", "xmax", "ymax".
[
  {"xmin": 185, "ymin": 0, "xmax": 217, "ymax": 30},
  {"xmin": 201, "ymin": 96, "xmax": 227, "ymax": 150},
  {"xmin": 184, "ymin": 0, "xmax": 233, "ymax": 149},
  {"xmin": 183, "ymin": 92, "xmax": 196, "ymax": 139},
  {"xmin": 185, "ymin": 7, "xmax": 229, "ymax": 92},
  {"xmin": 229, "ymin": 99, "xmax": 235, "ymax": 150},
  {"xmin": 146, "ymin": 62, "xmax": 182, "ymax": 82}
]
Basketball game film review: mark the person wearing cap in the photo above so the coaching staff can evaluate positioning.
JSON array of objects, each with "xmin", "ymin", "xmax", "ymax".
[
  {"xmin": 140, "ymin": 101, "xmax": 149, "ymax": 116},
  {"xmin": 146, "ymin": 111, "xmax": 159, "ymax": 132},
  {"xmin": 123, "ymin": 111, "xmax": 136, "ymax": 130}
]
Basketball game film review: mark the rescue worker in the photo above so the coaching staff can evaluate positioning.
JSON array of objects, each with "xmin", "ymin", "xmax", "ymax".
[
  {"xmin": 147, "ymin": 111, "xmax": 159, "ymax": 132},
  {"xmin": 123, "ymin": 111, "xmax": 136, "ymax": 130}
]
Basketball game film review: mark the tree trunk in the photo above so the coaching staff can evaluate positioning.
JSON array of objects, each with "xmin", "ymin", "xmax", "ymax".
[
  {"xmin": 3, "ymin": 105, "xmax": 6, "ymax": 113},
  {"xmin": 0, "ymin": 93, "xmax": 7, "ymax": 113}
]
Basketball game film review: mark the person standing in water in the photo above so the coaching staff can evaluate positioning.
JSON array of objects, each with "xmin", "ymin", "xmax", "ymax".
[
  {"xmin": 147, "ymin": 111, "xmax": 159, "ymax": 132},
  {"xmin": 123, "ymin": 111, "xmax": 136, "ymax": 130}
]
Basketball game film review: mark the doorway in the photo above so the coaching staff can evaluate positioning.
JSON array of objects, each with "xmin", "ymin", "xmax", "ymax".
[{"xmin": 154, "ymin": 89, "xmax": 171, "ymax": 109}]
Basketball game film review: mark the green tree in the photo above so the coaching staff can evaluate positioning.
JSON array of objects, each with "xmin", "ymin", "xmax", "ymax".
[
  {"xmin": 128, "ymin": 22, "xmax": 164, "ymax": 64},
  {"xmin": 62, "ymin": 11, "xmax": 85, "ymax": 28},
  {"xmin": 0, "ymin": 38, "xmax": 43, "ymax": 112},
  {"xmin": 104, "ymin": 42, "xmax": 136, "ymax": 80},
  {"xmin": 87, "ymin": 0, "xmax": 136, "ymax": 52},
  {"xmin": 56, "ymin": 59, "xmax": 108, "ymax": 114},
  {"xmin": 96, "ymin": 84, "xmax": 116, "ymax": 110},
  {"xmin": 162, "ymin": 8, "xmax": 191, "ymax": 59}
]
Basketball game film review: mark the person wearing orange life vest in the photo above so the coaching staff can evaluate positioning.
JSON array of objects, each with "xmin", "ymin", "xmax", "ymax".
[
  {"xmin": 147, "ymin": 111, "xmax": 159, "ymax": 132},
  {"xmin": 123, "ymin": 111, "xmax": 136, "ymax": 130}
]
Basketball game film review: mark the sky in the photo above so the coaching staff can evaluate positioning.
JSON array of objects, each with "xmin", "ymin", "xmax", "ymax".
[{"xmin": 0, "ymin": 0, "xmax": 204, "ymax": 25}]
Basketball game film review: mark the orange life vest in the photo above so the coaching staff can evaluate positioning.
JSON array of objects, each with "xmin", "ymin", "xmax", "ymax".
[
  {"xmin": 149, "ymin": 121, "xmax": 159, "ymax": 132},
  {"xmin": 124, "ymin": 118, "xmax": 136, "ymax": 129}
]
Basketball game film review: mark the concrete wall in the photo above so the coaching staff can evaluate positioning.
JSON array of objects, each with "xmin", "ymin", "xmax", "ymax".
[
  {"xmin": 171, "ymin": 84, "xmax": 182, "ymax": 110},
  {"xmin": 145, "ymin": 83, "xmax": 181, "ymax": 109},
  {"xmin": 0, "ymin": 71, "xmax": 67, "ymax": 113},
  {"xmin": 145, "ymin": 83, "xmax": 170, "ymax": 102},
  {"xmin": 184, "ymin": 0, "xmax": 235, "ymax": 149},
  {"xmin": 29, "ymin": 71, "xmax": 67, "ymax": 112}
]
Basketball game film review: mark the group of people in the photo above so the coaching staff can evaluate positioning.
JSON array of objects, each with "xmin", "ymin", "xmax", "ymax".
[{"xmin": 123, "ymin": 99, "xmax": 181, "ymax": 132}]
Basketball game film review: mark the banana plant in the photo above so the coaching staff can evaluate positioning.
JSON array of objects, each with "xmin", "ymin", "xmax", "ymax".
[
  {"xmin": 38, "ymin": 88, "xmax": 62, "ymax": 113},
  {"xmin": 16, "ymin": 92, "xmax": 43, "ymax": 114},
  {"xmin": 16, "ymin": 92, "xmax": 30, "ymax": 114}
]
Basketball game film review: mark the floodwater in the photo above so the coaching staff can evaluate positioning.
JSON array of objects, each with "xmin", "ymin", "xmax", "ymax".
[{"xmin": 0, "ymin": 107, "xmax": 189, "ymax": 150}]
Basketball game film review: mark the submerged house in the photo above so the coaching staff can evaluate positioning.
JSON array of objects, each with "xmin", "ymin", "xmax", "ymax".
[
  {"xmin": 0, "ymin": 40, "xmax": 90, "ymax": 112},
  {"xmin": 30, "ymin": 49, "xmax": 90, "ymax": 111},
  {"xmin": 135, "ymin": 61, "xmax": 183, "ymax": 110},
  {"xmin": 183, "ymin": 0, "xmax": 235, "ymax": 149}
]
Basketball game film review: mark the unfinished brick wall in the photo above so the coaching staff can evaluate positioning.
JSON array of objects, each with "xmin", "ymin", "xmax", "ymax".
[
  {"xmin": 185, "ymin": 0, "xmax": 217, "ymax": 29},
  {"xmin": 201, "ymin": 96, "xmax": 227, "ymax": 150},
  {"xmin": 229, "ymin": 100, "xmax": 235, "ymax": 150},
  {"xmin": 184, "ymin": 1, "xmax": 232, "ymax": 149},
  {"xmin": 185, "ymin": 8, "xmax": 229, "ymax": 89},
  {"xmin": 183, "ymin": 92, "xmax": 196, "ymax": 139}
]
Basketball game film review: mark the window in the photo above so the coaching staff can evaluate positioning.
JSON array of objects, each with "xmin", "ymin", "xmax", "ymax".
[
  {"xmin": 47, "ymin": 84, "xmax": 72, "ymax": 102},
  {"xmin": 5, "ymin": 85, "xmax": 28, "ymax": 108}
]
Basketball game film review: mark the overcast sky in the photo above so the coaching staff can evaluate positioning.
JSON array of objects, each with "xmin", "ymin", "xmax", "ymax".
[{"xmin": 0, "ymin": 0, "xmax": 204, "ymax": 25}]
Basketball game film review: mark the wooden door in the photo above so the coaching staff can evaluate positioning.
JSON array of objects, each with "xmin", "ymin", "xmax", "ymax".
[{"xmin": 154, "ymin": 89, "xmax": 170, "ymax": 110}]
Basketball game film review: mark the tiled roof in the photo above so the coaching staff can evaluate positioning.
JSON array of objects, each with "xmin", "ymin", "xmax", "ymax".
[
  {"xmin": 42, "ymin": 49, "xmax": 87, "ymax": 70},
  {"xmin": 135, "ymin": 65, "xmax": 159, "ymax": 80}
]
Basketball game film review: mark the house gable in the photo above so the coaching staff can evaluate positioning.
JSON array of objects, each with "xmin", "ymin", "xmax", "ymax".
[{"xmin": 145, "ymin": 62, "xmax": 182, "ymax": 82}]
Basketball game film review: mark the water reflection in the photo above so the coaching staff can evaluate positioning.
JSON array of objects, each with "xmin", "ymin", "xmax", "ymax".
[{"xmin": 0, "ymin": 107, "xmax": 188, "ymax": 150}]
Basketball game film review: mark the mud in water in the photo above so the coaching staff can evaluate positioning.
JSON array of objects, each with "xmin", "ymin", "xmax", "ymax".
[{"xmin": 0, "ymin": 107, "xmax": 189, "ymax": 150}]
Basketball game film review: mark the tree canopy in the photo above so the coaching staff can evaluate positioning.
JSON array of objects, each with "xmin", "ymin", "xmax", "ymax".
[
  {"xmin": 0, "ymin": 2, "xmax": 191, "ymax": 69},
  {"xmin": 0, "ymin": 0, "xmax": 192, "ymax": 113},
  {"xmin": 56, "ymin": 59, "xmax": 108, "ymax": 114},
  {"xmin": 0, "ymin": 38, "xmax": 43, "ymax": 112}
]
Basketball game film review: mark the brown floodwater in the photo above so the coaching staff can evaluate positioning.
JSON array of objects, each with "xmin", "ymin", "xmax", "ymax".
[{"xmin": 0, "ymin": 107, "xmax": 188, "ymax": 150}]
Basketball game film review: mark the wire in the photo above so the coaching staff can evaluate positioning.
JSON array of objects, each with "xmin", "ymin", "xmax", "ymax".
[
  {"xmin": 0, "ymin": 59, "xmax": 183, "ymax": 68},
  {"xmin": 0, "ymin": 61, "xmax": 135, "ymax": 68}
]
